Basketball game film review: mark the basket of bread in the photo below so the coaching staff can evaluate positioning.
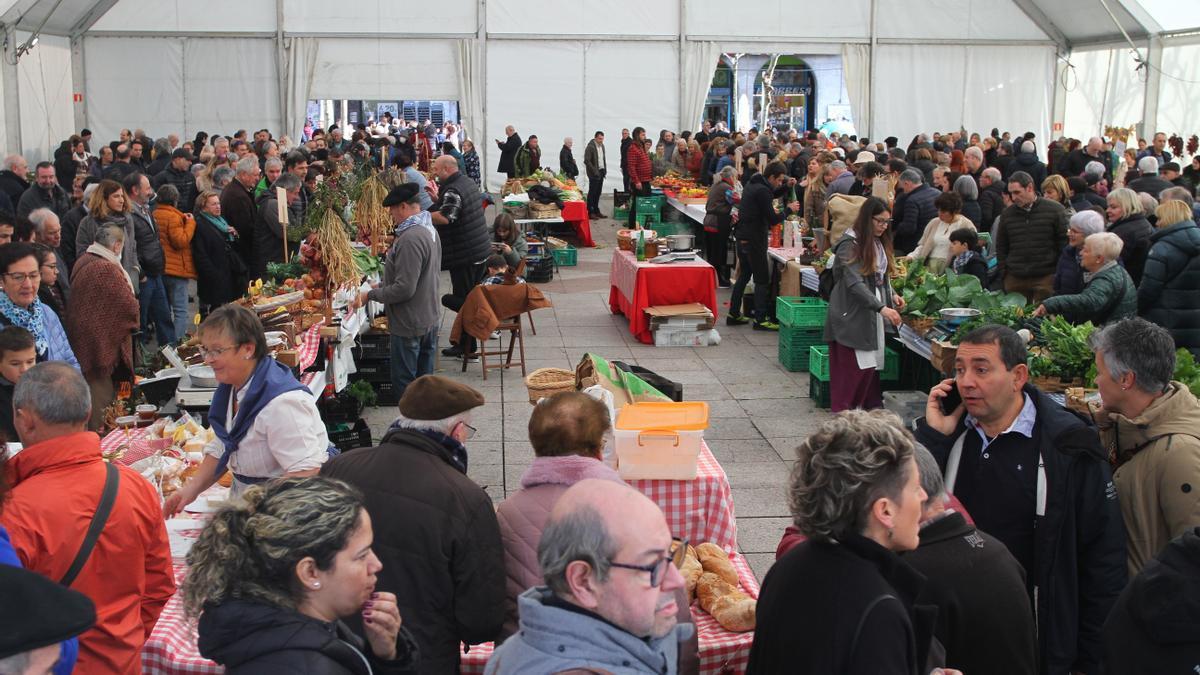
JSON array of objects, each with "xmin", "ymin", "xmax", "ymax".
[{"xmin": 679, "ymin": 542, "xmax": 756, "ymax": 633}]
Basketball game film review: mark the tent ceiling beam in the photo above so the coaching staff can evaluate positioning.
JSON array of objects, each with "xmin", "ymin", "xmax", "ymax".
[
  {"xmin": 1009, "ymin": 0, "xmax": 1071, "ymax": 51},
  {"xmin": 1108, "ymin": 0, "xmax": 1162, "ymax": 36},
  {"xmin": 68, "ymin": 0, "xmax": 117, "ymax": 38}
]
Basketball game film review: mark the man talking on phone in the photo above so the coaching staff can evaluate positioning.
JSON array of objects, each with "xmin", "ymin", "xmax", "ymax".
[{"xmin": 913, "ymin": 324, "xmax": 1126, "ymax": 675}]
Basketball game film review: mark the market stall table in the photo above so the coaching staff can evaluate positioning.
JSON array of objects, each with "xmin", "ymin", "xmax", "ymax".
[
  {"xmin": 767, "ymin": 246, "xmax": 820, "ymax": 293},
  {"xmin": 514, "ymin": 201, "xmax": 594, "ymax": 247},
  {"xmin": 609, "ymin": 249, "xmax": 718, "ymax": 344},
  {"xmin": 666, "ymin": 195, "xmax": 707, "ymax": 224}
]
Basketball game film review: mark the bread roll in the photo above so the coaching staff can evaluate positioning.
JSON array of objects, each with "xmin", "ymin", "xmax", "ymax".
[
  {"xmin": 680, "ymin": 549, "xmax": 704, "ymax": 603},
  {"xmin": 695, "ymin": 542, "xmax": 738, "ymax": 586},
  {"xmin": 696, "ymin": 572, "xmax": 756, "ymax": 632}
]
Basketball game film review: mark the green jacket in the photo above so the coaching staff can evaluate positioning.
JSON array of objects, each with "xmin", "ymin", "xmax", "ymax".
[
  {"xmin": 1042, "ymin": 261, "xmax": 1136, "ymax": 325},
  {"xmin": 514, "ymin": 145, "xmax": 540, "ymax": 178}
]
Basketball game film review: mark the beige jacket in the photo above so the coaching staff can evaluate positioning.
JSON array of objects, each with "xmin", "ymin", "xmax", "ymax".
[{"xmin": 1100, "ymin": 381, "xmax": 1200, "ymax": 576}]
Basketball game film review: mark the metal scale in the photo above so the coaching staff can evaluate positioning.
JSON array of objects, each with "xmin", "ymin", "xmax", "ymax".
[{"xmin": 161, "ymin": 345, "xmax": 217, "ymax": 410}]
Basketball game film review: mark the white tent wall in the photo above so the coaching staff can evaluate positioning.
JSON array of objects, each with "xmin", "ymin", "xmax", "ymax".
[
  {"xmin": 82, "ymin": 36, "xmax": 279, "ymax": 143},
  {"xmin": 280, "ymin": 0, "xmax": 475, "ymax": 34},
  {"xmin": 308, "ymin": 38, "xmax": 458, "ymax": 102},
  {"xmin": 875, "ymin": 0, "xmax": 1046, "ymax": 41},
  {"xmin": 1155, "ymin": 42, "xmax": 1200, "ymax": 139},
  {"xmin": 1062, "ymin": 47, "xmax": 1146, "ymax": 143},
  {"xmin": 686, "ymin": 0, "xmax": 870, "ymax": 39},
  {"xmin": 16, "ymin": 31, "xmax": 72, "ymax": 163},
  {"xmin": 89, "ymin": 0, "xmax": 276, "ymax": 32}
]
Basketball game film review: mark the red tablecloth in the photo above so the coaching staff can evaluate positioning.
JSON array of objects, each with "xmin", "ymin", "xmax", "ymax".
[
  {"xmin": 561, "ymin": 200, "xmax": 595, "ymax": 247},
  {"xmin": 608, "ymin": 249, "xmax": 718, "ymax": 344}
]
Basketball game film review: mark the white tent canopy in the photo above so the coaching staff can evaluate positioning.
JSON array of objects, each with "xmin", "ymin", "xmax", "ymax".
[{"xmin": 0, "ymin": 0, "xmax": 1195, "ymax": 188}]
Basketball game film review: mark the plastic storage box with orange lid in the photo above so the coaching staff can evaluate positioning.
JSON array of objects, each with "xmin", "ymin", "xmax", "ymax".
[{"xmin": 613, "ymin": 401, "xmax": 710, "ymax": 480}]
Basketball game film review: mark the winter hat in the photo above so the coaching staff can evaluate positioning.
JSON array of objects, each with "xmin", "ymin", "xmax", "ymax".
[
  {"xmin": 398, "ymin": 375, "xmax": 485, "ymax": 420},
  {"xmin": 0, "ymin": 565, "xmax": 96, "ymax": 659}
]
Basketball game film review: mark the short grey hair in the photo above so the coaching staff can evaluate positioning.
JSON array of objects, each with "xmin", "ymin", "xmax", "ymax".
[
  {"xmin": 1068, "ymin": 209, "xmax": 1105, "ymax": 236},
  {"xmin": 14, "ymin": 362, "xmax": 91, "ymax": 425},
  {"xmin": 1138, "ymin": 192, "xmax": 1159, "ymax": 215},
  {"xmin": 1020, "ymin": 140, "xmax": 1036, "ymax": 154},
  {"xmin": 913, "ymin": 443, "xmax": 946, "ymax": 506},
  {"xmin": 1160, "ymin": 185, "xmax": 1195, "ymax": 207},
  {"xmin": 964, "ymin": 146, "xmax": 983, "ymax": 161},
  {"xmin": 827, "ymin": 160, "xmax": 847, "ymax": 173},
  {"xmin": 235, "ymin": 156, "xmax": 259, "ymax": 176},
  {"xmin": 1137, "ymin": 155, "xmax": 1160, "ymax": 175},
  {"xmin": 1084, "ymin": 161, "xmax": 1106, "ymax": 178},
  {"xmin": 156, "ymin": 183, "xmax": 180, "ymax": 207},
  {"xmin": 1084, "ymin": 231, "xmax": 1123, "ymax": 262},
  {"xmin": 1089, "ymin": 317, "xmax": 1176, "ymax": 394},
  {"xmin": 272, "ymin": 173, "xmax": 302, "ymax": 192},
  {"xmin": 3, "ymin": 155, "xmax": 24, "ymax": 171},
  {"xmin": 538, "ymin": 504, "xmax": 617, "ymax": 596},
  {"xmin": 981, "ymin": 167, "xmax": 1001, "ymax": 183},
  {"xmin": 211, "ymin": 166, "xmax": 235, "ymax": 189},
  {"xmin": 953, "ymin": 175, "xmax": 978, "ymax": 200},
  {"xmin": 391, "ymin": 411, "xmax": 471, "ymax": 436},
  {"xmin": 264, "ymin": 157, "xmax": 283, "ymax": 171},
  {"xmin": 27, "ymin": 208, "xmax": 58, "ymax": 235},
  {"xmin": 899, "ymin": 168, "xmax": 924, "ymax": 185},
  {"xmin": 95, "ymin": 223, "xmax": 125, "ymax": 249},
  {"xmin": 717, "ymin": 166, "xmax": 737, "ymax": 180},
  {"xmin": 1107, "ymin": 187, "xmax": 1143, "ymax": 217}
]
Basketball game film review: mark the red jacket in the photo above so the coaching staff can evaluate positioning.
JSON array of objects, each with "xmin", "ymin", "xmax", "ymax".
[
  {"xmin": 1, "ymin": 431, "xmax": 175, "ymax": 674},
  {"xmin": 626, "ymin": 142, "xmax": 653, "ymax": 187}
]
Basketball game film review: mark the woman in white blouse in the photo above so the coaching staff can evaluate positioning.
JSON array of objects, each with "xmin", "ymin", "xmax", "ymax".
[
  {"xmin": 164, "ymin": 304, "xmax": 333, "ymax": 515},
  {"xmin": 906, "ymin": 191, "xmax": 976, "ymax": 274}
]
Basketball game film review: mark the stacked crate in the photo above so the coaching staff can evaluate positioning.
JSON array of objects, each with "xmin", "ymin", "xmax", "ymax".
[
  {"xmin": 350, "ymin": 329, "xmax": 398, "ymax": 407},
  {"xmin": 775, "ymin": 297, "xmax": 828, "ymax": 372},
  {"xmin": 808, "ymin": 345, "xmax": 900, "ymax": 408}
]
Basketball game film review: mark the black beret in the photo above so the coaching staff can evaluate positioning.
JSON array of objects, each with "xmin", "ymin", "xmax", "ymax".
[
  {"xmin": 171, "ymin": 148, "xmax": 192, "ymax": 160},
  {"xmin": 382, "ymin": 183, "xmax": 421, "ymax": 207},
  {"xmin": 0, "ymin": 564, "xmax": 96, "ymax": 659}
]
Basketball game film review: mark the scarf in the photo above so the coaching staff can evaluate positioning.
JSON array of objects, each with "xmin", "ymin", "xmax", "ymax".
[
  {"xmin": 86, "ymin": 242, "xmax": 134, "ymax": 292},
  {"xmin": 385, "ymin": 419, "xmax": 470, "ymax": 474},
  {"xmin": 951, "ymin": 250, "xmax": 974, "ymax": 274},
  {"xmin": 209, "ymin": 357, "xmax": 308, "ymax": 476},
  {"xmin": 0, "ymin": 292, "xmax": 47, "ymax": 356},
  {"xmin": 393, "ymin": 209, "xmax": 435, "ymax": 238},
  {"xmin": 199, "ymin": 211, "xmax": 231, "ymax": 237},
  {"xmin": 1083, "ymin": 259, "xmax": 1118, "ymax": 284}
]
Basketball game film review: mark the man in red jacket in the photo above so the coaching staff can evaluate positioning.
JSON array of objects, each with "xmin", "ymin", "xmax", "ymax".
[
  {"xmin": 626, "ymin": 126, "xmax": 653, "ymax": 229},
  {"xmin": 0, "ymin": 362, "xmax": 174, "ymax": 674}
]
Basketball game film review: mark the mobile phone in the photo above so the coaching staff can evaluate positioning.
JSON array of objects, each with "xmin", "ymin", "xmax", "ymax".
[{"xmin": 939, "ymin": 382, "xmax": 963, "ymax": 415}]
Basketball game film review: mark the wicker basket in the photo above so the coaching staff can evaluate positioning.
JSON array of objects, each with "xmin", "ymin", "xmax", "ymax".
[
  {"xmin": 529, "ymin": 202, "xmax": 562, "ymax": 219},
  {"xmin": 1032, "ymin": 375, "xmax": 1086, "ymax": 394},
  {"xmin": 617, "ymin": 229, "xmax": 658, "ymax": 252},
  {"xmin": 1064, "ymin": 386, "xmax": 1100, "ymax": 417},
  {"xmin": 525, "ymin": 368, "xmax": 577, "ymax": 404},
  {"xmin": 904, "ymin": 316, "xmax": 937, "ymax": 335}
]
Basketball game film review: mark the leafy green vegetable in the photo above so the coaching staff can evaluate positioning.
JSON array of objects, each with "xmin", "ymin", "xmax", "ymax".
[
  {"xmin": 1174, "ymin": 348, "xmax": 1200, "ymax": 398},
  {"xmin": 346, "ymin": 380, "xmax": 378, "ymax": 408},
  {"xmin": 1027, "ymin": 316, "xmax": 1096, "ymax": 380},
  {"xmin": 352, "ymin": 248, "xmax": 383, "ymax": 276},
  {"xmin": 265, "ymin": 260, "xmax": 305, "ymax": 283}
]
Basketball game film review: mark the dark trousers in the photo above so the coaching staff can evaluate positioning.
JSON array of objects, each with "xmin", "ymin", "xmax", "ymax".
[
  {"xmin": 139, "ymin": 275, "xmax": 176, "ymax": 344},
  {"xmin": 587, "ymin": 170, "xmax": 606, "ymax": 214},
  {"xmin": 703, "ymin": 217, "xmax": 732, "ymax": 285},
  {"xmin": 829, "ymin": 340, "xmax": 883, "ymax": 412},
  {"xmin": 628, "ymin": 184, "xmax": 651, "ymax": 230},
  {"xmin": 449, "ymin": 263, "xmax": 483, "ymax": 302},
  {"xmin": 729, "ymin": 239, "xmax": 769, "ymax": 321},
  {"xmin": 622, "ymin": 167, "xmax": 630, "ymax": 192}
]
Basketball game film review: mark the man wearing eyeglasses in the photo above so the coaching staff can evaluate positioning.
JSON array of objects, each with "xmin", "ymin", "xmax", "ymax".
[
  {"xmin": 488, "ymin": 478, "xmax": 694, "ymax": 675},
  {"xmin": 321, "ymin": 374, "xmax": 505, "ymax": 675},
  {"xmin": 996, "ymin": 170, "xmax": 1069, "ymax": 303}
]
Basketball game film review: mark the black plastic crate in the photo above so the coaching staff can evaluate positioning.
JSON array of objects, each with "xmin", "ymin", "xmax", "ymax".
[
  {"xmin": 327, "ymin": 418, "xmax": 372, "ymax": 453},
  {"xmin": 350, "ymin": 361, "xmax": 392, "ymax": 383},
  {"xmin": 525, "ymin": 255, "xmax": 554, "ymax": 283},
  {"xmin": 373, "ymin": 381, "xmax": 399, "ymax": 407},
  {"xmin": 319, "ymin": 391, "xmax": 364, "ymax": 425},
  {"xmin": 611, "ymin": 361, "xmax": 683, "ymax": 402},
  {"xmin": 353, "ymin": 331, "xmax": 391, "ymax": 361}
]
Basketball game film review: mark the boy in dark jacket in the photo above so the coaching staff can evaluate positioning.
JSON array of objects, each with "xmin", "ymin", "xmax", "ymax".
[
  {"xmin": 0, "ymin": 326, "xmax": 36, "ymax": 442},
  {"xmin": 947, "ymin": 228, "xmax": 988, "ymax": 287}
]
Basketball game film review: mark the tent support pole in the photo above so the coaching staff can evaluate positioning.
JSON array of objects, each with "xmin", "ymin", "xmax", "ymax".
[
  {"xmin": 275, "ymin": 0, "xmax": 286, "ymax": 137},
  {"xmin": 2, "ymin": 25, "xmax": 22, "ymax": 155},
  {"xmin": 867, "ymin": 0, "xmax": 877, "ymax": 138},
  {"xmin": 1140, "ymin": 36, "xmax": 1162, "ymax": 136},
  {"xmin": 70, "ymin": 35, "xmax": 86, "ymax": 131}
]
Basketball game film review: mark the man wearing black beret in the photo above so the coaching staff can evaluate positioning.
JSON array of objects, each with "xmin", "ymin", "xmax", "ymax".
[
  {"xmin": 0, "ymin": 564, "xmax": 96, "ymax": 674},
  {"xmin": 349, "ymin": 182, "xmax": 442, "ymax": 398}
]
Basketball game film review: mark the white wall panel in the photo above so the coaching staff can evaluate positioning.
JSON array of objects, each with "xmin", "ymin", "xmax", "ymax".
[
  {"xmin": 686, "ymin": 0, "xmax": 869, "ymax": 39},
  {"xmin": 963, "ymin": 45, "xmax": 1053, "ymax": 153},
  {"xmin": 282, "ymin": 0, "xmax": 475, "ymax": 34},
  {"xmin": 485, "ymin": 41, "xmax": 584, "ymax": 189},
  {"xmin": 1062, "ymin": 48, "xmax": 1145, "ymax": 142},
  {"xmin": 873, "ymin": 44, "xmax": 966, "ymax": 143},
  {"xmin": 488, "ymin": 0, "xmax": 677, "ymax": 36},
  {"xmin": 83, "ymin": 37, "xmax": 185, "ymax": 145},
  {"xmin": 92, "ymin": 0, "xmax": 276, "ymax": 32},
  {"xmin": 877, "ymin": 0, "xmax": 1047, "ymax": 41},
  {"xmin": 182, "ymin": 39, "xmax": 280, "ymax": 139},
  {"xmin": 310, "ymin": 38, "xmax": 458, "ymax": 101},
  {"xmin": 17, "ymin": 33, "xmax": 74, "ymax": 163},
  {"xmin": 1156, "ymin": 43, "xmax": 1200, "ymax": 138},
  {"xmin": 584, "ymin": 42, "xmax": 679, "ymax": 192}
]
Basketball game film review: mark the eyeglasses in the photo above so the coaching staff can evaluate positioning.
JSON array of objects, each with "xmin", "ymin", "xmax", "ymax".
[
  {"xmin": 609, "ymin": 537, "xmax": 688, "ymax": 588},
  {"xmin": 4, "ymin": 272, "xmax": 40, "ymax": 284},
  {"xmin": 459, "ymin": 422, "xmax": 477, "ymax": 440},
  {"xmin": 198, "ymin": 345, "xmax": 236, "ymax": 360},
  {"xmin": 872, "ymin": 216, "xmax": 893, "ymax": 225}
]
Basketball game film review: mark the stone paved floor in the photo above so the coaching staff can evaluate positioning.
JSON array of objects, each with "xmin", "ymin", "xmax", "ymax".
[{"xmin": 361, "ymin": 199, "xmax": 835, "ymax": 584}]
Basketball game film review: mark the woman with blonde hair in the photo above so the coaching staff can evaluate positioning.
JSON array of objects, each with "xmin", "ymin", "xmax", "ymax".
[
  {"xmin": 1105, "ymin": 187, "xmax": 1153, "ymax": 284},
  {"xmin": 1041, "ymin": 175, "xmax": 1073, "ymax": 213},
  {"xmin": 686, "ymin": 138, "xmax": 703, "ymax": 180},
  {"xmin": 748, "ymin": 409, "xmax": 941, "ymax": 674},
  {"xmin": 183, "ymin": 476, "xmax": 418, "ymax": 673}
]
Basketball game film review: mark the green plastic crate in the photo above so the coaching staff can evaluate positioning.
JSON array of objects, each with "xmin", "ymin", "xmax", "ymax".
[
  {"xmin": 809, "ymin": 375, "xmax": 831, "ymax": 408},
  {"xmin": 613, "ymin": 206, "xmax": 629, "ymax": 220},
  {"xmin": 778, "ymin": 325, "xmax": 824, "ymax": 348},
  {"xmin": 778, "ymin": 343, "xmax": 809, "ymax": 372},
  {"xmin": 551, "ymin": 246, "xmax": 577, "ymax": 266},
  {"xmin": 808, "ymin": 345, "xmax": 898, "ymax": 382},
  {"xmin": 776, "ymin": 296, "xmax": 829, "ymax": 328},
  {"xmin": 633, "ymin": 195, "xmax": 666, "ymax": 215},
  {"xmin": 882, "ymin": 347, "xmax": 899, "ymax": 382}
]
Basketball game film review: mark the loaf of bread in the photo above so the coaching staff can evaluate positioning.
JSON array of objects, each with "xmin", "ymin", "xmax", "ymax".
[
  {"xmin": 680, "ymin": 545, "xmax": 704, "ymax": 603},
  {"xmin": 695, "ymin": 542, "xmax": 738, "ymax": 586},
  {"xmin": 696, "ymin": 572, "xmax": 756, "ymax": 632}
]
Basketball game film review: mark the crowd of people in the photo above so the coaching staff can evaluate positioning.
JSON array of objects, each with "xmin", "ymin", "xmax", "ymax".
[{"xmin": 0, "ymin": 116, "xmax": 1196, "ymax": 675}]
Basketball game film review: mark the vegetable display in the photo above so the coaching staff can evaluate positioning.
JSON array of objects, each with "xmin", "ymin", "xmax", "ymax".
[
  {"xmin": 1026, "ymin": 316, "xmax": 1096, "ymax": 381},
  {"xmin": 353, "ymin": 173, "xmax": 394, "ymax": 255},
  {"xmin": 895, "ymin": 262, "xmax": 1026, "ymax": 318},
  {"xmin": 1173, "ymin": 349, "xmax": 1200, "ymax": 398}
]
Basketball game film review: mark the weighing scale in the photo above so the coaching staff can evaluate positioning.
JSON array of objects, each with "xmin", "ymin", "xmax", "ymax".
[{"xmin": 161, "ymin": 345, "xmax": 217, "ymax": 410}]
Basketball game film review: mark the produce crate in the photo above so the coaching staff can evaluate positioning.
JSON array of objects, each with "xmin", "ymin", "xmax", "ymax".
[
  {"xmin": 352, "ymin": 330, "xmax": 390, "ymax": 361},
  {"xmin": 635, "ymin": 212, "xmax": 661, "ymax": 228},
  {"xmin": 613, "ymin": 206, "xmax": 629, "ymax": 220},
  {"xmin": 372, "ymin": 381, "xmax": 399, "ymax": 407},
  {"xmin": 809, "ymin": 345, "xmax": 898, "ymax": 383},
  {"xmin": 613, "ymin": 190, "xmax": 631, "ymax": 209},
  {"xmin": 778, "ymin": 327, "xmax": 825, "ymax": 372},
  {"xmin": 809, "ymin": 375, "xmax": 831, "ymax": 408},
  {"xmin": 349, "ymin": 361, "xmax": 391, "ymax": 383},
  {"xmin": 327, "ymin": 418, "xmax": 372, "ymax": 453},
  {"xmin": 776, "ymin": 296, "xmax": 829, "ymax": 328},
  {"xmin": 318, "ymin": 391, "xmax": 364, "ymax": 425},
  {"xmin": 551, "ymin": 246, "xmax": 578, "ymax": 266},
  {"xmin": 633, "ymin": 195, "xmax": 666, "ymax": 215}
]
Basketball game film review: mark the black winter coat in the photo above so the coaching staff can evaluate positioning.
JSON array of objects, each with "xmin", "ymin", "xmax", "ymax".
[
  {"xmin": 59, "ymin": 204, "xmax": 86, "ymax": 274},
  {"xmin": 192, "ymin": 214, "xmax": 241, "ymax": 307},
  {"xmin": 734, "ymin": 173, "xmax": 785, "ymax": 243},
  {"xmin": 496, "ymin": 133, "xmax": 520, "ymax": 173},
  {"xmin": 996, "ymin": 198, "xmax": 1068, "ymax": 279},
  {"xmin": 894, "ymin": 184, "xmax": 939, "ymax": 255},
  {"xmin": 1053, "ymin": 245, "xmax": 1085, "ymax": 296},
  {"xmin": 152, "ymin": 166, "xmax": 198, "ymax": 215},
  {"xmin": 960, "ymin": 199, "xmax": 983, "ymax": 231},
  {"xmin": 0, "ymin": 170, "xmax": 28, "ymax": 206},
  {"xmin": 1139, "ymin": 219, "xmax": 1200, "ymax": 356},
  {"xmin": 558, "ymin": 145, "xmax": 578, "ymax": 179},
  {"xmin": 1107, "ymin": 214, "xmax": 1153, "ymax": 285},
  {"xmin": 1011, "ymin": 152, "xmax": 1047, "ymax": 186},
  {"xmin": 951, "ymin": 251, "xmax": 989, "ymax": 288},
  {"xmin": 979, "ymin": 182, "xmax": 1006, "ymax": 229},
  {"xmin": 902, "ymin": 511, "xmax": 1038, "ymax": 675},
  {"xmin": 1126, "ymin": 174, "xmax": 1175, "ymax": 199},
  {"xmin": 915, "ymin": 385, "xmax": 1127, "ymax": 675},
  {"xmin": 747, "ymin": 532, "xmax": 937, "ymax": 675},
  {"xmin": 198, "ymin": 599, "xmax": 419, "ymax": 675},
  {"xmin": 320, "ymin": 428, "xmax": 505, "ymax": 674},
  {"xmin": 1103, "ymin": 527, "xmax": 1200, "ymax": 673},
  {"xmin": 432, "ymin": 171, "xmax": 490, "ymax": 271},
  {"xmin": 131, "ymin": 206, "xmax": 165, "ymax": 277},
  {"xmin": 17, "ymin": 184, "xmax": 71, "ymax": 219}
]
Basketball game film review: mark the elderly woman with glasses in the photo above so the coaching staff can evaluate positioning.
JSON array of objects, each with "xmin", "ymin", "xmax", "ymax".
[
  {"xmin": 64, "ymin": 224, "xmax": 139, "ymax": 428},
  {"xmin": 164, "ymin": 304, "xmax": 333, "ymax": 515},
  {"xmin": 1054, "ymin": 210, "xmax": 1107, "ymax": 296},
  {"xmin": 0, "ymin": 242, "xmax": 78, "ymax": 368},
  {"xmin": 825, "ymin": 197, "xmax": 904, "ymax": 412},
  {"xmin": 748, "ymin": 410, "xmax": 946, "ymax": 675}
]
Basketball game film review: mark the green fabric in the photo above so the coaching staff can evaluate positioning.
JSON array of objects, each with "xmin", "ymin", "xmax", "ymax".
[
  {"xmin": 1043, "ymin": 263, "xmax": 1137, "ymax": 325},
  {"xmin": 514, "ymin": 147, "xmax": 533, "ymax": 177}
]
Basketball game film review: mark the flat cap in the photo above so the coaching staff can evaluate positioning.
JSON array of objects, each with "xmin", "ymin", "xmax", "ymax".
[
  {"xmin": 382, "ymin": 183, "xmax": 421, "ymax": 207},
  {"xmin": 398, "ymin": 375, "xmax": 485, "ymax": 420}
]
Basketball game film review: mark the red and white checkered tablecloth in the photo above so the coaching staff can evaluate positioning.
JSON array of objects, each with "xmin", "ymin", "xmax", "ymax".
[
  {"xmin": 100, "ymin": 428, "xmax": 172, "ymax": 467},
  {"xmin": 459, "ymin": 551, "xmax": 760, "ymax": 675},
  {"xmin": 296, "ymin": 322, "xmax": 325, "ymax": 387},
  {"xmin": 630, "ymin": 442, "xmax": 738, "ymax": 552},
  {"xmin": 143, "ymin": 563, "xmax": 218, "ymax": 674}
]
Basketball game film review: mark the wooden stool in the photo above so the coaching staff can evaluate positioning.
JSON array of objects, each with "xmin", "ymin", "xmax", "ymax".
[{"xmin": 462, "ymin": 314, "xmax": 527, "ymax": 381}]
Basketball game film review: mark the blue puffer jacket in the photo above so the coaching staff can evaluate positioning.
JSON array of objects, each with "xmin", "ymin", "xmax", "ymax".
[
  {"xmin": 1053, "ymin": 245, "xmax": 1085, "ymax": 296},
  {"xmin": 1138, "ymin": 219, "xmax": 1200, "ymax": 356}
]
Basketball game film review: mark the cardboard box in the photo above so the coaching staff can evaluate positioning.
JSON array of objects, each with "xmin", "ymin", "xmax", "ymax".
[
  {"xmin": 779, "ymin": 261, "xmax": 804, "ymax": 298},
  {"xmin": 645, "ymin": 303, "xmax": 715, "ymax": 331},
  {"xmin": 275, "ymin": 349, "xmax": 299, "ymax": 367},
  {"xmin": 930, "ymin": 340, "xmax": 957, "ymax": 375}
]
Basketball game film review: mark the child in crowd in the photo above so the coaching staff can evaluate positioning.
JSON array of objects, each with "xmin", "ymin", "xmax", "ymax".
[
  {"xmin": 441, "ymin": 254, "xmax": 524, "ymax": 360},
  {"xmin": 491, "ymin": 212, "xmax": 528, "ymax": 270},
  {"xmin": 0, "ymin": 326, "xmax": 38, "ymax": 442},
  {"xmin": 948, "ymin": 227, "xmax": 989, "ymax": 287}
]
